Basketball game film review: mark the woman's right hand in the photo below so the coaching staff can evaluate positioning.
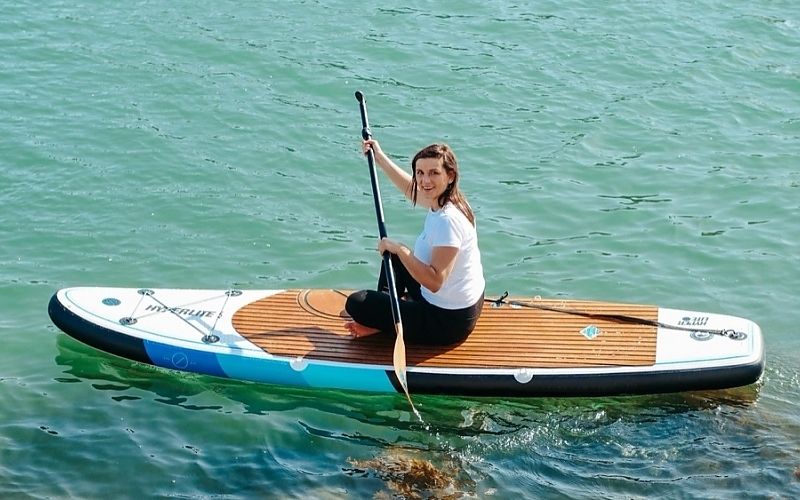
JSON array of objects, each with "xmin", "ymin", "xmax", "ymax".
[
  {"xmin": 359, "ymin": 137, "xmax": 412, "ymax": 200},
  {"xmin": 362, "ymin": 138, "xmax": 383, "ymax": 158}
]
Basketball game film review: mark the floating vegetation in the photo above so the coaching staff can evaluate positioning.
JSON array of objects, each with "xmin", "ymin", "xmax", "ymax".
[{"xmin": 345, "ymin": 447, "xmax": 477, "ymax": 499}]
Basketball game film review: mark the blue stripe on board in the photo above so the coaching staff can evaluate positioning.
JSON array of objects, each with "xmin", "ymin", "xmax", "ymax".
[
  {"xmin": 300, "ymin": 363, "xmax": 397, "ymax": 393},
  {"xmin": 216, "ymin": 355, "xmax": 310, "ymax": 388},
  {"xmin": 219, "ymin": 354, "xmax": 397, "ymax": 392},
  {"xmin": 143, "ymin": 340, "xmax": 227, "ymax": 379},
  {"xmin": 144, "ymin": 341, "xmax": 398, "ymax": 393}
]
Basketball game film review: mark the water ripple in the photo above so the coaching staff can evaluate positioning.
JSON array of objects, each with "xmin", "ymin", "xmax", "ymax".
[{"xmin": 2, "ymin": 0, "xmax": 800, "ymax": 498}]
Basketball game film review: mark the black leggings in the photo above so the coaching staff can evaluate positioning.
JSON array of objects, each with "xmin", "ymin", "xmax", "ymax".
[{"xmin": 345, "ymin": 255, "xmax": 484, "ymax": 346}]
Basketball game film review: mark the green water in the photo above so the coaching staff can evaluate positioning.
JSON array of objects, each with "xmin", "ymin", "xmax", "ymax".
[{"xmin": 2, "ymin": 0, "xmax": 799, "ymax": 498}]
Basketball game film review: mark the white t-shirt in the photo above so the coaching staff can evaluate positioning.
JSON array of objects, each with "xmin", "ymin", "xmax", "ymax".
[{"xmin": 413, "ymin": 203, "xmax": 485, "ymax": 309}]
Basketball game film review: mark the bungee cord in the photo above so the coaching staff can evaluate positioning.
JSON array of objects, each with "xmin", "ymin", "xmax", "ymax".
[
  {"xmin": 119, "ymin": 288, "xmax": 242, "ymax": 343},
  {"xmin": 486, "ymin": 292, "xmax": 747, "ymax": 340}
]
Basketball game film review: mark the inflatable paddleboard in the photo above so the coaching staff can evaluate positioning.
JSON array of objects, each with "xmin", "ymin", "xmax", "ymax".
[{"xmin": 48, "ymin": 287, "xmax": 764, "ymax": 397}]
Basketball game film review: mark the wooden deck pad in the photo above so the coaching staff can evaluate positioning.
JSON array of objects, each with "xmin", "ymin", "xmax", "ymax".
[{"xmin": 231, "ymin": 290, "xmax": 658, "ymax": 369}]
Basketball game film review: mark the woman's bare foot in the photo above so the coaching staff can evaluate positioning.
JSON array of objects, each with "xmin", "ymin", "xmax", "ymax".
[{"xmin": 345, "ymin": 321, "xmax": 380, "ymax": 339}]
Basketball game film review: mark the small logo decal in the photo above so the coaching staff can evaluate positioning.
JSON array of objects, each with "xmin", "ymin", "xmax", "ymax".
[
  {"xmin": 679, "ymin": 316, "xmax": 709, "ymax": 327},
  {"xmin": 581, "ymin": 325, "xmax": 601, "ymax": 339},
  {"xmin": 171, "ymin": 352, "xmax": 189, "ymax": 369}
]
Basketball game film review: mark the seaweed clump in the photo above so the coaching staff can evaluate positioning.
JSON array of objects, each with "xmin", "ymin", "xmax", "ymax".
[{"xmin": 346, "ymin": 448, "xmax": 477, "ymax": 499}]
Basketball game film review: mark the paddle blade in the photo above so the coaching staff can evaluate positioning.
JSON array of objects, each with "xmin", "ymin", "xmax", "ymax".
[{"xmin": 392, "ymin": 322, "xmax": 417, "ymax": 415}]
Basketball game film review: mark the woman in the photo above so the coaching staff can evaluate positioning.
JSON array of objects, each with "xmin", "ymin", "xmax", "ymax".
[{"xmin": 345, "ymin": 138, "xmax": 485, "ymax": 346}]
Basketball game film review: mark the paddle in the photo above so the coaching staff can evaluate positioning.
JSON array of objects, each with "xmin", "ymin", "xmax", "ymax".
[{"xmin": 354, "ymin": 91, "xmax": 417, "ymax": 414}]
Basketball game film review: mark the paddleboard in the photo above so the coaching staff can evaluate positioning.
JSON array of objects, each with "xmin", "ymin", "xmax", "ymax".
[{"xmin": 48, "ymin": 287, "xmax": 764, "ymax": 397}]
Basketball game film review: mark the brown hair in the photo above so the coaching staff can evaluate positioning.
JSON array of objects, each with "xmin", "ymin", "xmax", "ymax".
[{"xmin": 410, "ymin": 143, "xmax": 475, "ymax": 227}]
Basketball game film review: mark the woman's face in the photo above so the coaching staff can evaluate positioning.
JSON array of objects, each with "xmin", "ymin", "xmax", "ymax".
[{"xmin": 414, "ymin": 157, "xmax": 454, "ymax": 207}]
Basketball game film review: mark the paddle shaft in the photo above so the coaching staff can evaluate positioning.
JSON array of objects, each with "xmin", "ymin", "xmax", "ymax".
[
  {"xmin": 355, "ymin": 92, "xmax": 403, "ymax": 326},
  {"xmin": 355, "ymin": 91, "xmax": 416, "ymax": 413}
]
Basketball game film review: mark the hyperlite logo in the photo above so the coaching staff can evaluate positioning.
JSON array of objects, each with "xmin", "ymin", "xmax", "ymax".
[{"xmin": 145, "ymin": 304, "xmax": 217, "ymax": 318}]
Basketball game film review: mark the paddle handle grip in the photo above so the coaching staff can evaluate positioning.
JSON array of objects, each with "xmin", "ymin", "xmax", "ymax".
[{"xmin": 356, "ymin": 91, "xmax": 388, "ymax": 240}]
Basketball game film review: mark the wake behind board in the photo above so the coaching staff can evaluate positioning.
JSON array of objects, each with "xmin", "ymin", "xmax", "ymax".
[{"xmin": 48, "ymin": 287, "xmax": 764, "ymax": 397}]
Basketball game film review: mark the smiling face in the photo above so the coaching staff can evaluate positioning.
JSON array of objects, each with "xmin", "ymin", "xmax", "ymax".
[
  {"xmin": 410, "ymin": 143, "xmax": 466, "ymax": 214},
  {"xmin": 414, "ymin": 157, "xmax": 454, "ymax": 208}
]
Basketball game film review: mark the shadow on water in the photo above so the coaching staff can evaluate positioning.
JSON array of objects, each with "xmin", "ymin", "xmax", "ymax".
[
  {"xmin": 54, "ymin": 333, "xmax": 470, "ymax": 427},
  {"xmin": 53, "ymin": 333, "xmax": 391, "ymax": 416},
  {"xmin": 54, "ymin": 332, "xmax": 761, "ymax": 418},
  {"xmin": 54, "ymin": 333, "xmax": 767, "ymax": 498}
]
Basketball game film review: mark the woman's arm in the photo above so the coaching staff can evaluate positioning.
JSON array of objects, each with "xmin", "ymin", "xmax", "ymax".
[{"xmin": 379, "ymin": 238, "xmax": 457, "ymax": 293}]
